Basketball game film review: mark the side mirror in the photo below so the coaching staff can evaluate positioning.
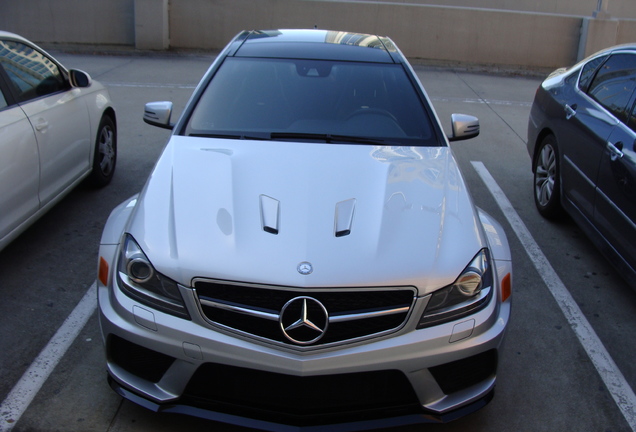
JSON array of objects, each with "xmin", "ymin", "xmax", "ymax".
[
  {"xmin": 448, "ymin": 113, "xmax": 479, "ymax": 142},
  {"xmin": 69, "ymin": 69, "xmax": 92, "ymax": 88},
  {"xmin": 143, "ymin": 101, "xmax": 174, "ymax": 130}
]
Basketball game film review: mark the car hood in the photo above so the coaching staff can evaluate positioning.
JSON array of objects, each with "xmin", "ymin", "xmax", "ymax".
[{"xmin": 127, "ymin": 136, "xmax": 486, "ymax": 294}]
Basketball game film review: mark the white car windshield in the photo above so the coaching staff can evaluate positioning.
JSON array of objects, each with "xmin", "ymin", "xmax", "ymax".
[{"xmin": 185, "ymin": 57, "xmax": 438, "ymax": 146}]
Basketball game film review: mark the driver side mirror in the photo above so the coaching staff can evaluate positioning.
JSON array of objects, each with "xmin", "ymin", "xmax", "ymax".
[
  {"xmin": 448, "ymin": 114, "xmax": 479, "ymax": 142},
  {"xmin": 143, "ymin": 101, "xmax": 174, "ymax": 130},
  {"xmin": 69, "ymin": 69, "xmax": 92, "ymax": 88}
]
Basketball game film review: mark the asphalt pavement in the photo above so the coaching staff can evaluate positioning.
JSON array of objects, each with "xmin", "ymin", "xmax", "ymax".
[{"xmin": 0, "ymin": 49, "xmax": 634, "ymax": 432}]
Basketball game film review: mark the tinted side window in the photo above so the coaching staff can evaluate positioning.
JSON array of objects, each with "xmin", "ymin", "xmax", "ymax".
[
  {"xmin": 0, "ymin": 88, "xmax": 7, "ymax": 110},
  {"xmin": 0, "ymin": 39, "xmax": 66, "ymax": 103},
  {"xmin": 587, "ymin": 53, "xmax": 636, "ymax": 123},
  {"xmin": 628, "ymin": 100, "xmax": 636, "ymax": 133},
  {"xmin": 578, "ymin": 55, "xmax": 608, "ymax": 92}
]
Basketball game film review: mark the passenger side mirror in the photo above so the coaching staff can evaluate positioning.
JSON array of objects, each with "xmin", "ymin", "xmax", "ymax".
[
  {"xmin": 448, "ymin": 114, "xmax": 479, "ymax": 142},
  {"xmin": 143, "ymin": 101, "xmax": 174, "ymax": 130},
  {"xmin": 69, "ymin": 69, "xmax": 92, "ymax": 88}
]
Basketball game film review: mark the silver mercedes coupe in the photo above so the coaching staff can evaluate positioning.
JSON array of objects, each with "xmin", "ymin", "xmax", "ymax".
[{"xmin": 97, "ymin": 29, "xmax": 512, "ymax": 431}]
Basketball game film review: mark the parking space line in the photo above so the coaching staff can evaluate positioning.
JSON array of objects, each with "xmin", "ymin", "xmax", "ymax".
[
  {"xmin": 104, "ymin": 81, "xmax": 196, "ymax": 89},
  {"xmin": 430, "ymin": 96, "xmax": 532, "ymax": 107},
  {"xmin": 0, "ymin": 283, "xmax": 97, "ymax": 432},
  {"xmin": 472, "ymin": 161, "xmax": 636, "ymax": 432}
]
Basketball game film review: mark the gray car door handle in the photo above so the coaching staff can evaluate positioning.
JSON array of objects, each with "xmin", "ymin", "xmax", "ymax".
[
  {"xmin": 34, "ymin": 118, "xmax": 49, "ymax": 132},
  {"xmin": 608, "ymin": 141, "xmax": 624, "ymax": 161},
  {"xmin": 565, "ymin": 104, "xmax": 577, "ymax": 120}
]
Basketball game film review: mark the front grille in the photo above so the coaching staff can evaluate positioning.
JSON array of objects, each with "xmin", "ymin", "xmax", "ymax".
[
  {"xmin": 194, "ymin": 280, "xmax": 416, "ymax": 348},
  {"xmin": 181, "ymin": 362, "xmax": 423, "ymax": 426}
]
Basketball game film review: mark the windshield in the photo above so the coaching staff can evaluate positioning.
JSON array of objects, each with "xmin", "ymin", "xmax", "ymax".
[{"xmin": 184, "ymin": 57, "xmax": 439, "ymax": 146}]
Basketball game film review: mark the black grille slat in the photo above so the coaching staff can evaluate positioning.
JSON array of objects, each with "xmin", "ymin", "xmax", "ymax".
[{"xmin": 194, "ymin": 280, "xmax": 415, "ymax": 347}]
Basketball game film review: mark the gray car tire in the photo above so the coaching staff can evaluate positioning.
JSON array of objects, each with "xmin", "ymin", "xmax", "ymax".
[
  {"xmin": 533, "ymin": 134, "xmax": 563, "ymax": 219},
  {"xmin": 90, "ymin": 115, "xmax": 117, "ymax": 187}
]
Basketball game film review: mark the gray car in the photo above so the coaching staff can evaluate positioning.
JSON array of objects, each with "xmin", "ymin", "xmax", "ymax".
[
  {"xmin": 528, "ymin": 44, "xmax": 636, "ymax": 290},
  {"xmin": 97, "ymin": 29, "xmax": 512, "ymax": 431}
]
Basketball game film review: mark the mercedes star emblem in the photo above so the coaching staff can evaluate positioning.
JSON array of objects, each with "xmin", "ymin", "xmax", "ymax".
[
  {"xmin": 297, "ymin": 261, "xmax": 313, "ymax": 275},
  {"xmin": 279, "ymin": 296, "xmax": 328, "ymax": 345}
]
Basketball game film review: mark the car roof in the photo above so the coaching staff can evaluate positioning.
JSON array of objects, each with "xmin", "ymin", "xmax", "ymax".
[
  {"xmin": 605, "ymin": 43, "xmax": 636, "ymax": 52},
  {"xmin": 0, "ymin": 31, "xmax": 31, "ymax": 43},
  {"xmin": 230, "ymin": 29, "xmax": 400, "ymax": 63},
  {"xmin": 586, "ymin": 43, "xmax": 636, "ymax": 60}
]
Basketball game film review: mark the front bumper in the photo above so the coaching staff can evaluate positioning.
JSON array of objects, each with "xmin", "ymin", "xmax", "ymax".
[
  {"xmin": 97, "ymin": 250, "xmax": 510, "ymax": 431},
  {"xmin": 108, "ymin": 374, "xmax": 495, "ymax": 432}
]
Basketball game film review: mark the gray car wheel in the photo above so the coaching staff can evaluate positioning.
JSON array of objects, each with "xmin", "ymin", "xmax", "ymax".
[
  {"xmin": 89, "ymin": 115, "xmax": 117, "ymax": 187},
  {"xmin": 533, "ymin": 134, "xmax": 562, "ymax": 219}
]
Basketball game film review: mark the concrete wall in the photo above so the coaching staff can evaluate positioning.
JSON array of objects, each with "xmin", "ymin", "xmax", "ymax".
[
  {"xmin": 1, "ymin": 0, "xmax": 636, "ymax": 70},
  {"xmin": 169, "ymin": 0, "xmax": 584, "ymax": 69},
  {"xmin": 332, "ymin": 0, "xmax": 636, "ymax": 19},
  {"xmin": 0, "ymin": 0, "xmax": 134, "ymax": 45},
  {"xmin": 581, "ymin": 17, "xmax": 636, "ymax": 57}
]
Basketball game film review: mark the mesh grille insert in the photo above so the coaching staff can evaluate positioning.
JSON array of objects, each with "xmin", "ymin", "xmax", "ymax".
[{"xmin": 182, "ymin": 362, "xmax": 422, "ymax": 425}]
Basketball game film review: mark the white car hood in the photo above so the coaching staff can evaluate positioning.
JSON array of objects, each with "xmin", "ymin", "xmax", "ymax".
[{"xmin": 128, "ymin": 136, "xmax": 486, "ymax": 294}]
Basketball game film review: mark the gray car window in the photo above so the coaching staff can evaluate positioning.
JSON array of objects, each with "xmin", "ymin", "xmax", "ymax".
[
  {"xmin": 628, "ymin": 99, "xmax": 636, "ymax": 133},
  {"xmin": 0, "ymin": 87, "xmax": 6, "ymax": 110},
  {"xmin": 186, "ymin": 57, "xmax": 436, "ymax": 145},
  {"xmin": 578, "ymin": 55, "xmax": 608, "ymax": 93},
  {"xmin": 587, "ymin": 53, "xmax": 636, "ymax": 123},
  {"xmin": 0, "ymin": 39, "xmax": 66, "ymax": 103}
]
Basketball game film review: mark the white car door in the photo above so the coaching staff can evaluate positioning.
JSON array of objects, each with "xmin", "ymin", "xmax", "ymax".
[
  {"xmin": 0, "ymin": 85, "xmax": 40, "ymax": 245},
  {"xmin": 0, "ymin": 39, "xmax": 91, "ymax": 208}
]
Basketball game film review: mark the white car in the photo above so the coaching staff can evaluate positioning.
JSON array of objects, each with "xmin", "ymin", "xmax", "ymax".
[
  {"xmin": 98, "ymin": 29, "xmax": 511, "ymax": 431},
  {"xmin": 0, "ymin": 31, "xmax": 117, "ymax": 252}
]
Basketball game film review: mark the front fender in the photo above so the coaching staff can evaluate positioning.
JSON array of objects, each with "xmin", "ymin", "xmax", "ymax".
[
  {"xmin": 98, "ymin": 195, "xmax": 139, "ymax": 289},
  {"xmin": 477, "ymin": 207, "xmax": 511, "ymax": 263},
  {"xmin": 477, "ymin": 207, "xmax": 512, "ymax": 305},
  {"xmin": 100, "ymin": 195, "xmax": 139, "ymax": 245}
]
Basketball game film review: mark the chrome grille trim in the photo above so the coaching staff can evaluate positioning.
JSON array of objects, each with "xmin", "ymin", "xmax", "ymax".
[
  {"xmin": 193, "ymin": 279, "xmax": 417, "ymax": 350},
  {"xmin": 199, "ymin": 298, "xmax": 279, "ymax": 321},
  {"xmin": 199, "ymin": 297, "xmax": 410, "ymax": 323},
  {"xmin": 329, "ymin": 306, "xmax": 411, "ymax": 323}
]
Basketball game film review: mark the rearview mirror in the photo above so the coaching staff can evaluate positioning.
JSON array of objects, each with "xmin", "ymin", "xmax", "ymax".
[
  {"xmin": 143, "ymin": 101, "xmax": 174, "ymax": 130},
  {"xmin": 448, "ymin": 114, "xmax": 479, "ymax": 142}
]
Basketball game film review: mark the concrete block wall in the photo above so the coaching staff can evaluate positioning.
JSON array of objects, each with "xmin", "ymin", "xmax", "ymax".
[
  {"xmin": 1, "ymin": 0, "xmax": 636, "ymax": 70},
  {"xmin": 134, "ymin": 0, "xmax": 169, "ymax": 49},
  {"xmin": 581, "ymin": 17, "xmax": 636, "ymax": 57},
  {"xmin": 334, "ymin": 0, "xmax": 636, "ymax": 19},
  {"xmin": 0, "ymin": 0, "xmax": 135, "ymax": 45},
  {"xmin": 168, "ymin": 0, "xmax": 584, "ymax": 69}
]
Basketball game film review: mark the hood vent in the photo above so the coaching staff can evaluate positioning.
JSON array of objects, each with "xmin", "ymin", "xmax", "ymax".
[
  {"xmin": 259, "ymin": 195, "xmax": 280, "ymax": 235},
  {"xmin": 259, "ymin": 196, "xmax": 356, "ymax": 237},
  {"xmin": 335, "ymin": 199, "xmax": 356, "ymax": 237}
]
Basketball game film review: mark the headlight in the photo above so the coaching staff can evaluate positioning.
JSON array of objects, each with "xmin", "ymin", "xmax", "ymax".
[
  {"xmin": 116, "ymin": 234, "xmax": 190, "ymax": 319},
  {"xmin": 417, "ymin": 249, "xmax": 493, "ymax": 329}
]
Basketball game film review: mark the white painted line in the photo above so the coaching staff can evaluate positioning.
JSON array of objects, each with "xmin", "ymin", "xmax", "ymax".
[
  {"xmin": 471, "ymin": 161, "xmax": 636, "ymax": 432},
  {"xmin": 430, "ymin": 96, "xmax": 532, "ymax": 107},
  {"xmin": 104, "ymin": 82, "xmax": 196, "ymax": 89},
  {"xmin": 0, "ymin": 283, "xmax": 97, "ymax": 432}
]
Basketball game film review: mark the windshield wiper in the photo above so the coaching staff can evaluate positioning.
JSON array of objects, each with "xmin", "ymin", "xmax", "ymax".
[
  {"xmin": 189, "ymin": 131, "xmax": 401, "ymax": 146},
  {"xmin": 270, "ymin": 132, "xmax": 397, "ymax": 145},
  {"xmin": 189, "ymin": 132, "xmax": 270, "ymax": 140}
]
